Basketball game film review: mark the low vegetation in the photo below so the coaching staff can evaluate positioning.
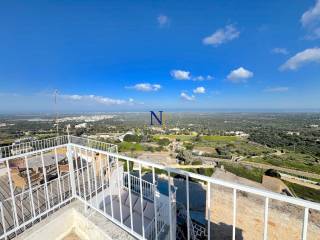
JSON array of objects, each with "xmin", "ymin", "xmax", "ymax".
[
  {"xmin": 284, "ymin": 181, "xmax": 320, "ymax": 203},
  {"xmin": 247, "ymin": 153, "xmax": 320, "ymax": 175},
  {"xmin": 220, "ymin": 162, "xmax": 265, "ymax": 183}
]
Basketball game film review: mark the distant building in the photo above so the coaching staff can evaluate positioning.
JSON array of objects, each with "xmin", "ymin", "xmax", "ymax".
[
  {"xmin": 75, "ymin": 123, "xmax": 88, "ymax": 129},
  {"xmin": 58, "ymin": 114, "xmax": 115, "ymax": 123},
  {"xmin": 169, "ymin": 127, "xmax": 180, "ymax": 133},
  {"xmin": 286, "ymin": 131, "xmax": 300, "ymax": 136},
  {"xmin": 192, "ymin": 149, "xmax": 204, "ymax": 156},
  {"xmin": 225, "ymin": 131, "xmax": 249, "ymax": 138},
  {"xmin": 149, "ymin": 126, "xmax": 165, "ymax": 133}
]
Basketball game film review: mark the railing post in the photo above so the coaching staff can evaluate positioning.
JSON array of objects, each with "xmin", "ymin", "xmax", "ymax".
[
  {"xmin": 232, "ymin": 189, "xmax": 237, "ymax": 240},
  {"xmin": 99, "ymin": 153, "xmax": 106, "ymax": 214},
  {"xmin": 40, "ymin": 152, "xmax": 51, "ymax": 212},
  {"xmin": 54, "ymin": 148, "xmax": 64, "ymax": 203},
  {"xmin": 263, "ymin": 197, "xmax": 269, "ymax": 240},
  {"xmin": 106, "ymin": 154, "xmax": 114, "ymax": 218},
  {"xmin": 91, "ymin": 151, "xmax": 99, "ymax": 208},
  {"xmin": 85, "ymin": 149, "xmax": 93, "ymax": 205},
  {"xmin": 116, "ymin": 157, "xmax": 123, "ymax": 225},
  {"xmin": 139, "ymin": 163, "xmax": 145, "ymax": 239},
  {"xmin": 24, "ymin": 156, "xmax": 36, "ymax": 218},
  {"xmin": 207, "ymin": 182, "xmax": 211, "ymax": 240},
  {"xmin": 0, "ymin": 202, "xmax": 7, "ymax": 240},
  {"xmin": 152, "ymin": 167, "xmax": 158, "ymax": 240},
  {"xmin": 186, "ymin": 175, "xmax": 190, "ymax": 240},
  {"xmin": 302, "ymin": 207, "xmax": 309, "ymax": 240},
  {"xmin": 6, "ymin": 159, "xmax": 19, "ymax": 230},
  {"xmin": 168, "ymin": 170, "xmax": 174, "ymax": 240},
  {"xmin": 67, "ymin": 144, "xmax": 77, "ymax": 197},
  {"xmin": 127, "ymin": 160, "xmax": 134, "ymax": 233}
]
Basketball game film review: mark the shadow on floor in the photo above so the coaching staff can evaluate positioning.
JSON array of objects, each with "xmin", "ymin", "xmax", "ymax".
[{"xmin": 209, "ymin": 221, "xmax": 244, "ymax": 240}]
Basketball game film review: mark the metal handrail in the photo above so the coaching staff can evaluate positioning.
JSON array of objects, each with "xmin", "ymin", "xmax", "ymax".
[
  {"xmin": 71, "ymin": 143, "xmax": 320, "ymax": 212},
  {"xmin": 0, "ymin": 136, "xmax": 319, "ymax": 240}
]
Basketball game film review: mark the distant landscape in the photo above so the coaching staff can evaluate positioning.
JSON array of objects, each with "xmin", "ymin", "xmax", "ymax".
[{"xmin": 1, "ymin": 112, "xmax": 320, "ymax": 202}]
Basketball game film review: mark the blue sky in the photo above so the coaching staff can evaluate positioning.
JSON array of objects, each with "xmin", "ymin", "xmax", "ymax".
[{"xmin": 1, "ymin": 0, "xmax": 320, "ymax": 113}]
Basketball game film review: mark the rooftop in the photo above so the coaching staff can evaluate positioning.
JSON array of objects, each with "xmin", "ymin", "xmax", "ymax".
[{"xmin": 0, "ymin": 135, "xmax": 319, "ymax": 240}]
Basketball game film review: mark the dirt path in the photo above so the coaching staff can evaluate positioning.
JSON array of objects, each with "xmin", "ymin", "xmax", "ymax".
[
  {"xmin": 241, "ymin": 161, "xmax": 320, "ymax": 179},
  {"xmin": 281, "ymin": 176, "xmax": 320, "ymax": 190},
  {"xmin": 168, "ymin": 164, "xmax": 215, "ymax": 169},
  {"xmin": 199, "ymin": 156, "xmax": 320, "ymax": 179}
]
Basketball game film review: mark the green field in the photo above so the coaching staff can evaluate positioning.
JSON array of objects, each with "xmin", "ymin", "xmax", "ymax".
[
  {"xmin": 284, "ymin": 181, "xmax": 320, "ymax": 203},
  {"xmin": 221, "ymin": 162, "xmax": 265, "ymax": 183},
  {"xmin": 154, "ymin": 134, "xmax": 274, "ymax": 159},
  {"xmin": 247, "ymin": 152, "xmax": 320, "ymax": 175},
  {"xmin": 201, "ymin": 135, "xmax": 238, "ymax": 141},
  {"xmin": 118, "ymin": 142, "xmax": 144, "ymax": 152},
  {"xmin": 153, "ymin": 134, "xmax": 195, "ymax": 141},
  {"xmin": 153, "ymin": 134, "xmax": 238, "ymax": 142},
  {"xmin": 194, "ymin": 137, "xmax": 273, "ymax": 158},
  {"xmin": 221, "ymin": 163, "xmax": 320, "ymax": 203}
]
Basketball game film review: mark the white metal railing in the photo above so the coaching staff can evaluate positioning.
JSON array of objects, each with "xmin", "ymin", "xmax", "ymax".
[
  {"xmin": 0, "ymin": 135, "xmax": 69, "ymax": 159},
  {"xmin": 145, "ymin": 203, "xmax": 168, "ymax": 240},
  {"xmin": 69, "ymin": 135, "xmax": 117, "ymax": 153},
  {"xmin": 69, "ymin": 142, "xmax": 320, "ymax": 240},
  {"xmin": 123, "ymin": 172, "xmax": 155, "ymax": 201},
  {"xmin": 0, "ymin": 136, "xmax": 319, "ymax": 240},
  {"xmin": 0, "ymin": 172, "xmax": 72, "ymax": 239}
]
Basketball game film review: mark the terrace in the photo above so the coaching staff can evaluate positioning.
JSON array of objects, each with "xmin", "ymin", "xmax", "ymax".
[{"xmin": 0, "ymin": 135, "xmax": 319, "ymax": 240}]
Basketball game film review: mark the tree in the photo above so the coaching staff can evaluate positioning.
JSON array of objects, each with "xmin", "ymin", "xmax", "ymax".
[
  {"xmin": 123, "ymin": 134, "xmax": 142, "ymax": 143},
  {"xmin": 176, "ymin": 150, "xmax": 193, "ymax": 165},
  {"xmin": 157, "ymin": 138, "xmax": 170, "ymax": 146}
]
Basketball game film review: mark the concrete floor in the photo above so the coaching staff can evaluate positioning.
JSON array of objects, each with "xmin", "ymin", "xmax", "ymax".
[{"xmin": 62, "ymin": 232, "xmax": 82, "ymax": 240}]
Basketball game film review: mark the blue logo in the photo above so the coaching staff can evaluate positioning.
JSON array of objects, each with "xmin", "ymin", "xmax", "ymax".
[{"xmin": 150, "ymin": 111, "xmax": 164, "ymax": 126}]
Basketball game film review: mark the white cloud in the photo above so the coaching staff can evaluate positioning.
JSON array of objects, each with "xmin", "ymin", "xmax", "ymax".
[
  {"xmin": 192, "ymin": 75, "xmax": 214, "ymax": 81},
  {"xmin": 171, "ymin": 70, "xmax": 213, "ymax": 81},
  {"xmin": 227, "ymin": 67, "xmax": 253, "ymax": 82},
  {"xmin": 193, "ymin": 87, "xmax": 206, "ymax": 94},
  {"xmin": 305, "ymin": 27, "xmax": 320, "ymax": 39},
  {"xmin": 62, "ymin": 94, "xmax": 132, "ymax": 105},
  {"xmin": 301, "ymin": 0, "xmax": 320, "ymax": 39},
  {"xmin": 203, "ymin": 25, "xmax": 240, "ymax": 46},
  {"xmin": 264, "ymin": 87, "xmax": 289, "ymax": 92},
  {"xmin": 313, "ymin": 27, "xmax": 320, "ymax": 38},
  {"xmin": 180, "ymin": 92, "xmax": 195, "ymax": 101},
  {"xmin": 128, "ymin": 83, "xmax": 161, "ymax": 92},
  {"xmin": 158, "ymin": 15, "xmax": 169, "ymax": 27},
  {"xmin": 206, "ymin": 75, "xmax": 214, "ymax": 80},
  {"xmin": 67, "ymin": 94, "xmax": 82, "ymax": 100},
  {"xmin": 301, "ymin": 0, "xmax": 320, "ymax": 27},
  {"xmin": 272, "ymin": 48, "xmax": 289, "ymax": 55},
  {"xmin": 192, "ymin": 76, "xmax": 204, "ymax": 81},
  {"xmin": 280, "ymin": 47, "xmax": 320, "ymax": 70},
  {"xmin": 170, "ymin": 70, "xmax": 191, "ymax": 80}
]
